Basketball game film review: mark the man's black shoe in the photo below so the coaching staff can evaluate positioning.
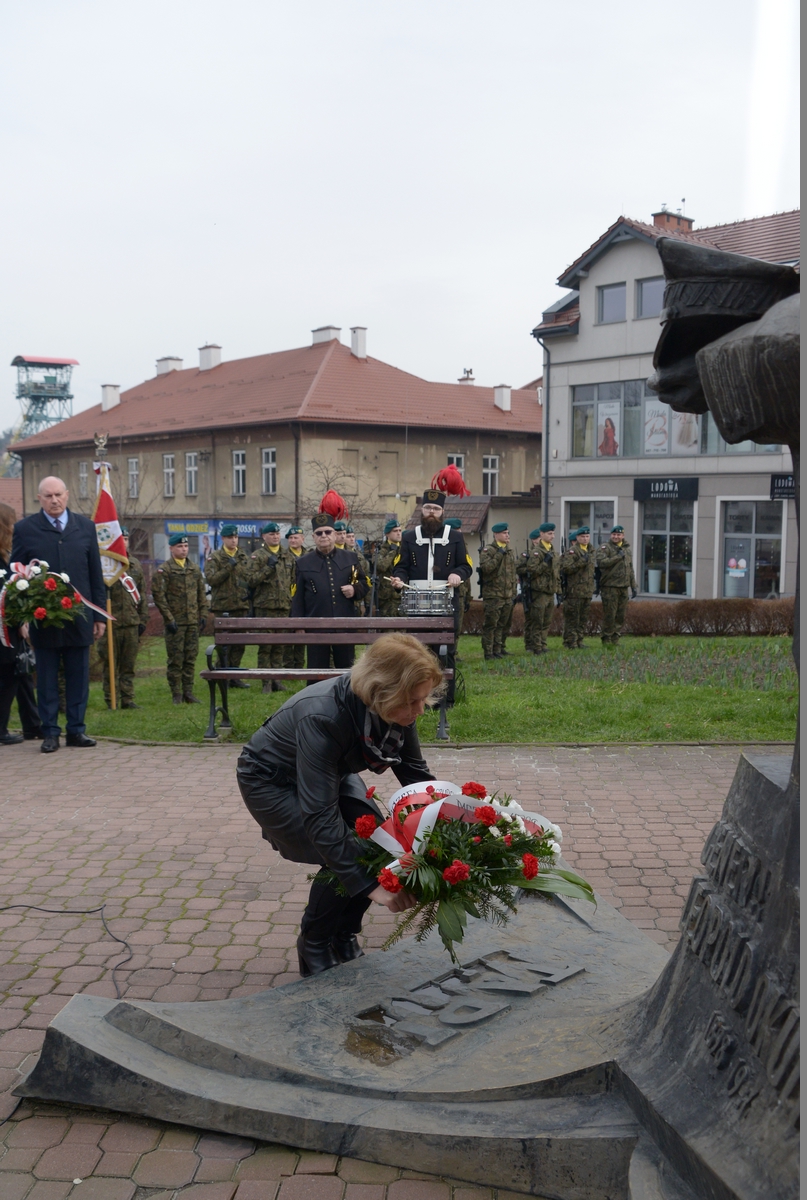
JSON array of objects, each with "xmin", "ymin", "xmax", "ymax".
[
  {"xmin": 41, "ymin": 736, "xmax": 60, "ymax": 753},
  {"xmin": 0, "ymin": 732, "xmax": 23, "ymax": 745},
  {"xmin": 65, "ymin": 733, "xmax": 97, "ymax": 748}
]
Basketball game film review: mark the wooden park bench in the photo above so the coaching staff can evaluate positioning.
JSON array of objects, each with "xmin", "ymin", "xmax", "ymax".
[{"xmin": 200, "ymin": 615, "xmax": 455, "ymax": 742}]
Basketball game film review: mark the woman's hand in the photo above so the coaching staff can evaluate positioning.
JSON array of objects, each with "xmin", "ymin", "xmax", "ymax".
[
  {"xmin": 368, "ymin": 885, "xmax": 418, "ymax": 912},
  {"xmin": 20, "ymin": 622, "xmax": 29, "ymax": 642}
]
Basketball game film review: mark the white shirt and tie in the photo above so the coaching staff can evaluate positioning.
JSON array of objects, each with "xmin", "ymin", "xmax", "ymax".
[{"xmin": 44, "ymin": 510, "xmax": 67, "ymax": 533}]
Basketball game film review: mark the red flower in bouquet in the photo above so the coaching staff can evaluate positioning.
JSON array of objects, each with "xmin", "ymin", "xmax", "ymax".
[
  {"xmin": 462, "ymin": 781, "xmax": 487, "ymax": 799},
  {"xmin": 43, "ymin": 577, "xmax": 57, "ymax": 591},
  {"xmin": 378, "ymin": 867, "xmax": 403, "ymax": 893},
  {"xmin": 60, "ymin": 596, "xmax": 73, "ymax": 610},
  {"xmin": 365, "ymin": 786, "xmax": 376, "ymax": 799},
  {"xmin": 443, "ymin": 859, "xmax": 471, "ymax": 885},
  {"xmin": 522, "ymin": 853, "xmax": 539, "ymax": 880},
  {"xmin": 33, "ymin": 607, "xmax": 47, "ymax": 620},
  {"xmin": 474, "ymin": 805, "xmax": 498, "ymax": 826},
  {"xmin": 355, "ymin": 815, "xmax": 377, "ymax": 839},
  {"xmin": 503, "ymin": 834, "xmax": 512, "ymax": 847}
]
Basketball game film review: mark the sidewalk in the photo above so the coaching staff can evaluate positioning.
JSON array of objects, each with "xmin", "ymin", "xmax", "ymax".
[{"xmin": 0, "ymin": 740, "xmax": 760, "ymax": 1198}]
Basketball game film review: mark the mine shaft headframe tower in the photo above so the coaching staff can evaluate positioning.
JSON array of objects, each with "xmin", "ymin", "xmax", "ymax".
[{"xmin": 11, "ymin": 354, "xmax": 79, "ymax": 440}]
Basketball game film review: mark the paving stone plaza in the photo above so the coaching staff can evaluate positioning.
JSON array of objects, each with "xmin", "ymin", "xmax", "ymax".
[{"xmin": 0, "ymin": 740, "xmax": 770, "ymax": 1197}]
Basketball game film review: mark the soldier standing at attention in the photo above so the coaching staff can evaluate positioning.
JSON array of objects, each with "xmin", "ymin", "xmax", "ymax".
[
  {"xmin": 560, "ymin": 526, "xmax": 596, "ymax": 650},
  {"xmin": 444, "ymin": 518, "xmax": 470, "ymax": 652},
  {"xmin": 152, "ymin": 534, "xmax": 208, "ymax": 703},
  {"xmin": 478, "ymin": 522, "xmax": 517, "ymax": 660},
  {"xmin": 333, "ymin": 521, "xmax": 348, "ymax": 551},
  {"xmin": 204, "ymin": 523, "xmax": 251, "ymax": 685},
  {"xmin": 344, "ymin": 525, "xmax": 372, "ymax": 614},
  {"xmin": 246, "ymin": 521, "xmax": 296, "ymax": 693},
  {"xmin": 284, "ymin": 525, "xmax": 306, "ymax": 670},
  {"xmin": 374, "ymin": 520, "xmax": 402, "ymax": 616},
  {"xmin": 596, "ymin": 524, "xmax": 637, "ymax": 646},
  {"xmin": 98, "ymin": 527, "xmax": 149, "ymax": 708},
  {"xmin": 517, "ymin": 522, "xmax": 560, "ymax": 655}
]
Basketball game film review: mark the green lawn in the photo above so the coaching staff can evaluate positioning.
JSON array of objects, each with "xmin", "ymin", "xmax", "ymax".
[{"xmin": 72, "ymin": 633, "xmax": 798, "ymax": 745}]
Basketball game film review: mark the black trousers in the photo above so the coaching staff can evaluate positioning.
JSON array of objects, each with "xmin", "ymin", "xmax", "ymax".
[
  {"xmin": 0, "ymin": 662, "xmax": 42, "ymax": 736},
  {"xmin": 306, "ymin": 644, "xmax": 355, "ymax": 671},
  {"xmin": 32, "ymin": 643, "xmax": 91, "ymax": 737}
]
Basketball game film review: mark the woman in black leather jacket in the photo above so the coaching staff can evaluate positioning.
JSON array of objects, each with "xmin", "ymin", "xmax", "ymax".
[{"xmin": 237, "ymin": 633, "xmax": 443, "ymax": 976}]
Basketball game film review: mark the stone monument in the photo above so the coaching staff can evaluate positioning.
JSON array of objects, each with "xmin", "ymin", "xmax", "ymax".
[{"xmin": 17, "ymin": 244, "xmax": 799, "ymax": 1200}]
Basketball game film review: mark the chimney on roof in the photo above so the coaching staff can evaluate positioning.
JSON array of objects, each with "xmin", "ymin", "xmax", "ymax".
[
  {"xmin": 312, "ymin": 325, "xmax": 341, "ymax": 345},
  {"xmin": 156, "ymin": 356, "xmax": 183, "ymax": 376},
  {"xmin": 652, "ymin": 208, "xmax": 694, "ymax": 233},
  {"xmin": 494, "ymin": 385, "xmax": 512, "ymax": 412},
  {"xmin": 350, "ymin": 326, "xmax": 367, "ymax": 359},
  {"xmin": 199, "ymin": 344, "xmax": 221, "ymax": 371},
  {"xmin": 101, "ymin": 384, "xmax": 120, "ymax": 412},
  {"xmin": 458, "ymin": 368, "xmax": 475, "ymax": 384}
]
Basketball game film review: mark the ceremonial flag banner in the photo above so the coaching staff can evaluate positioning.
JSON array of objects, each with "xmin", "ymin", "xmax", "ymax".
[{"xmin": 92, "ymin": 462, "xmax": 128, "ymax": 585}]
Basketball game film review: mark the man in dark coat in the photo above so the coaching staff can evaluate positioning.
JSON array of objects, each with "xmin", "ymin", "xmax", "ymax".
[
  {"xmin": 290, "ymin": 513, "xmax": 369, "ymax": 671},
  {"xmin": 11, "ymin": 476, "xmax": 106, "ymax": 753}
]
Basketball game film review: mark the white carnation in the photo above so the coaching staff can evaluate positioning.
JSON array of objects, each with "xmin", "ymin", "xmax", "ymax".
[
  {"xmin": 39, "ymin": 561, "xmax": 49, "ymax": 570},
  {"xmin": 30, "ymin": 565, "xmax": 41, "ymax": 575},
  {"xmin": 60, "ymin": 573, "xmax": 70, "ymax": 583},
  {"xmin": 15, "ymin": 579, "xmax": 29, "ymax": 591},
  {"xmin": 488, "ymin": 827, "xmax": 502, "ymax": 839},
  {"xmin": 549, "ymin": 840, "xmax": 561, "ymax": 856},
  {"xmin": 0, "ymin": 569, "xmax": 6, "ymax": 578},
  {"xmin": 550, "ymin": 823, "xmax": 563, "ymax": 842},
  {"xmin": 515, "ymin": 816, "xmax": 527, "ymax": 833}
]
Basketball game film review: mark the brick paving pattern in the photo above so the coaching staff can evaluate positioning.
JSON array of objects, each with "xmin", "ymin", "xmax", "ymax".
[{"xmin": 0, "ymin": 739, "xmax": 764, "ymax": 1197}]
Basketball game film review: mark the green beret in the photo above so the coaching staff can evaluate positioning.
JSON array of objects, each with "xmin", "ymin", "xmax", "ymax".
[
  {"xmin": 568, "ymin": 529, "xmax": 578, "ymax": 541},
  {"xmin": 168, "ymin": 533, "xmax": 189, "ymax": 547},
  {"xmin": 333, "ymin": 521, "xmax": 347, "ymax": 532},
  {"xmin": 539, "ymin": 522, "xmax": 555, "ymax": 533},
  {"xmin": 491, "ymin": 522, "xmax": 509, "ymax": 534},
  {"xmin": 311, "ymin": 512, "xmax": 334, "ymax": 531},
  {"xmin": 120, "ymin": 526, "xmax": 130, "ymax": 536},
  {"xmin": 576, "ymin": 525, "xmax": 590, "ymax": 535},
  {"xmin": 285, "ymin": 525, "xmax": 303, "ymax": 537},
  {"xmin": 529, "ymin": 528, "xmax": 543, "ymax": 540},
  {"xmin": 384, "ymin": 518, "xmax": 401, "ymax": 535},
  {"xmin": 220, "ymin": 523, "xmax": 238, "ymax": 537},
  {"xmin": 611, "ymin": 525, "xmax": 624, "ymax": 534},
  {"xmin": 344, "ymin": 524, "xmax": 354, "ymax": 533},
  {"xmin": 261, "ymin": 522, "xmax": 280, "ymax": 534},
  {"xmin": 444, "ymin": 518, "xmax": 462, "ymax": 529}
]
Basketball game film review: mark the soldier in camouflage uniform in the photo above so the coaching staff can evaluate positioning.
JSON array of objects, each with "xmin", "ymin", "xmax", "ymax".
[
  {"xmin": 284, "ymin": 524, "xmax": 306, "ymax": 669},
  {"xmin": 444, "ymin": 518, "xmax": 470, "ymax": 652},
  {"xmin": 344, "ymin": 526, "xmax": 372, "ymax": 615},
  {"xmin": 560, "ymin": 526, "xmax": 596, "ymax": 649},
  {"xmin": 479, "ymin": 522, "xmax": 518, "ymax": 659},
  {"xmin": 596, "ymin": 524, "xmax": 637, "ymax": 645},
  {"xmin": 97, "ymin": 528, "xmax": 149, "ymax": 708},
  {"xmin": 374, "ymin": 519, "xmax": 402, "ymax": 617},
  {"xmin": 151, "ymin": 534, "xmax": 209, "ymax": 703},
  {"xmin": 245, "ymin": 520, "xmax": 296, "ymax": 692},
  {"xmin": 517, "ymin": 522, "xmax": 560, "ymax": 655},
  {"xmin": 204, "ymin": 522, "xmax": 251, "ymax": 684}
]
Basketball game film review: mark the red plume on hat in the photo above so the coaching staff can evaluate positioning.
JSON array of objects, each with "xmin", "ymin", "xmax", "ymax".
[
  {"xmin": 431, "ymin": 465, "xmax": 470, "ymax": 498},
  {"xmin": 318, "ymin": 490, "xmax": 349, "ymax": 521}
]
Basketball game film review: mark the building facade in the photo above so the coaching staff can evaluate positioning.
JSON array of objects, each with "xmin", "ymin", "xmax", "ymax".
[{"xmin": 532, "ymin": 210, "xmax": 799, "ymax": 599}]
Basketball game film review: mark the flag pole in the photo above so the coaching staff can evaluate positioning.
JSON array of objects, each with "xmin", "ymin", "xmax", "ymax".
[{"xmin": 106, "ymin": 593, "xmax": 116, "ymax": 710}]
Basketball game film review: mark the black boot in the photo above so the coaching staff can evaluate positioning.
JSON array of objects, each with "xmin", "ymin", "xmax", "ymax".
[
  {"xmin": 332, "ymin": 932, "xmax": 364, "ymax": 963},
  {"xmin": 297, "ymin": 934, "xmax": 340, "ymax": 977}
]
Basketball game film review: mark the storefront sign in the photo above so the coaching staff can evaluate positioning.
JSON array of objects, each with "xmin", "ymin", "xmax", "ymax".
[
  {"xmin": 164, "ymin": 520, "xmax": 217, "ymax": 536},
  {"xmin": 770, "ymin": 474, "xmax": 795, "ymax": 500},
  {"xmin": 634, "ymin": 477, "xmax": 699, "ymax": 502},
  {"xmin": 215, "ymin": 520, "xmax": 267, "ymax": 537}
]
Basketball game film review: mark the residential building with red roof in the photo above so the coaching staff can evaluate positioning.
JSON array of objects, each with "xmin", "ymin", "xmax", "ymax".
[
  {"xmin": 530, "ymin": 208, "xmax": 798, "ymax": 600},
  {"xmin": 12, "ymin": 329, "xmax": 543, "ymax": 577}
]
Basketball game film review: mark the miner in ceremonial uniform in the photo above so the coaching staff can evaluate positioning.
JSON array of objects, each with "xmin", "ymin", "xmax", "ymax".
[
  {"xmin": 478, "ymin": 521, "xmax": 517, "ymax": 660},
  {"xmin": 97, "ymin": 527, "xmax": 149, "ymax": 708},
  {"xmin": 284, "ymin": 524, "xmax": 306, "ymax": 670},
  {"xmin": 596, "ymin": 524, "xmax": 637, "ymax": 645},
  {"xmin": 246, "ymin": 521, "xmax": 296, "ymax": 691},
  {"xmin": 205, "ymin": 523, "xmax": 251, "ymax": 684},
  {"xmin": 517, "ymin": 523, "xmax": 560, "ymax": 655},
  {"xmin": 291, "ymin": 497, "xmax": 369, "ymax": 672},
  {"xmin": 560, "ymin": 526, "xmax": 596, "ymax": 649},
  {"xmin": 391, "ymin": 471, "xmax": 472, "ymax": 705},
  {"xmin": 374, "ymin": 519, "xmax": 402, "ymax": 617},
  {"xmin": 152, "ymin": 534, "xmax": 208, "ymax": 703}
]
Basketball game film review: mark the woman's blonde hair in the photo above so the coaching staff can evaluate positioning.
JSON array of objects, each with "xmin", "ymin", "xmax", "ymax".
[
  {"xmin": 351, "ymin": 633, "xmax": 445, "ymax": 722},
  {"xmin": 0, "ymin": 503, "xmax": 15, "ymax": 561}
]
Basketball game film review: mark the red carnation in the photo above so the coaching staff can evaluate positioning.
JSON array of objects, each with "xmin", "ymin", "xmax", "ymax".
[
  {"xmin": 443, "ymin": 859, "xmax": 471, "ymax": 885},
  {"xmin": 355, "ymin": 815, "xmax": 377, "ymax": 839},
  {"xmin": 33, "ymin": 607, "xmax": 47, "ymax": 620},
  {"xmin": 429, "ymin": 849, "xmax": 437, "ymax": 857},
  {"xmin": 60, "ymin": 596, "xmax": 73, "ymax": 610},
  {"xmin": 426, "ymin": 785, "xmax": 435, "ymax": 794},
  {"xmin": 472, "ymin": 836, "xmax": 482, "ymax": 844},
  {"xmin": 365, "ymin": 786, "xmax": 376, "ymax": 799},
  {"xmin": 474, "ymin": 805, "xmax": 498, "ymax": 827},
  {"xmin": 462, "ymin": 781, "xmax": 487, "ymax": 799},
  {"xmin": 522, "ymin": 853, "xmax": 539, "ymax": 880},
  {"xmin": 378, "ymin": 867, "xmax": 403, "ymax": 893},
  {"xmin": 503, "ymin": 834, "xmax": 512, "ymax": 847},
  {"xmin": 43, "ymin": 577, "xmax": 57, "ymax": 591}
]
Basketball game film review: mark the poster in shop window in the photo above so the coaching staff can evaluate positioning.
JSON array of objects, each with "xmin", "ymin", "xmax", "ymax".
[
  {"xmin": 671, "ymin": 410, "xmax": 699, "ymax": 454},
  {"xmin": 643, "ymin": 399, "xmax": 669, "ymax": 455},
  {"xmin": 597, "ymin": 401, "xmax": 620, "ymax": 457}
]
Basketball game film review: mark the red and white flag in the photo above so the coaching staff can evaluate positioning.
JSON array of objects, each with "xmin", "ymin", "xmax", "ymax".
[{"xmin": 92, "ymin": 461, "xmax": 128, "ymax": 587}]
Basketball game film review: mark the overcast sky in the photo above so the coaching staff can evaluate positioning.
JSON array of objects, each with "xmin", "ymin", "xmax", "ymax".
[{"xmin": 0, "ymin": 0, "xmax": 799, "ymax": 432}]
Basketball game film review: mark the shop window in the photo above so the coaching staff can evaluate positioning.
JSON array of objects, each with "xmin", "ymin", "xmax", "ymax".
[
  {"xmin": 567, "ymin": 500, "xmax": 614, "ymax": 548},
  {"xmin": 723, "ymin": 501, "xmax": 782, "ymax": 598},
  {"xmin": 700, "ymin": 412, "xmax": 781, "ymax": 455},
  {"xmin": 641, "ymin": 500, "xmax": 693, "ymax": 595}
]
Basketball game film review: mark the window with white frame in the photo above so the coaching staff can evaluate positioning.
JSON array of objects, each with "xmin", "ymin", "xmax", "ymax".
[
  {"xmin": 447, "ymin": 453, "xmax": 465, "ymax": 477},
  {"xmin": 597, "ymin": 282, "xmax": 626, "ymax": 324},
  {"xmin": 163, "ymin": 453, "xmax": 175, "ymax": 498},
  {"xmin": 185, "ymin": 451, "xmax": 198, "ymax": 496},
  {"xmin": 262, "ymin": 447, "xmax": 276, "ymax": 495},
  {"xmin": 128, "ymin": 457, "xmax": 139, "ymax": 499},
  {"xmin": 722, "ymin": 501, "xmax": 783, "ymax": 599},
  {"xmin": 78, "ymin": 461, "xmax": 88, "ymax": 499},
  {"xmin": 232, "ymin": 449, "xmax": 246, "ymax": 496},
  {"xmin": 566, "ymin": 501, "xmax": 614, "ymax": 548},
  {"xmin": 636, "ymin": 277, "xmax": 665, "ymax": 319},
  {"xmin": 482, "ymin": 455, "xmax": 499, "ymax": 496}
]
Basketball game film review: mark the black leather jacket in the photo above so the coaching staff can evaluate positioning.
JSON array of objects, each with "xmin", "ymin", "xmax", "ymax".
[{"xmin": 237, "ymin": 675, "xmax": 434, "ymax": 895}]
